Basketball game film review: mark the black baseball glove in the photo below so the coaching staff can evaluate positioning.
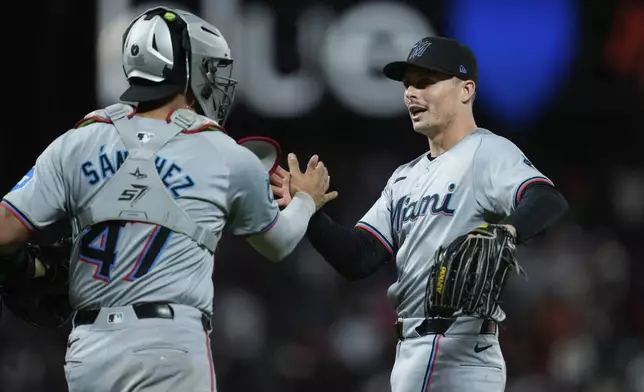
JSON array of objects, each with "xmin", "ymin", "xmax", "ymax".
[
  {"xmin": 425, "ymin": 224, "xmax": 526, "ymax": 320},
  {"xmin": 0, "ymin": 237, "xmax": 73, "ymax": 328}
]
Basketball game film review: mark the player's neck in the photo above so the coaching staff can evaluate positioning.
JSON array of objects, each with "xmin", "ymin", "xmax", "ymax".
[
  {"xmin": 137, "ymin": 106, "xmax": 188, "ymax": 120},
  {"xmin": 427, "ymin": 117, "xmax": 478, "ymax": 157},
  {"xmin": 136, "ymin": 96, "xmax": 193, "ymax": 120}
]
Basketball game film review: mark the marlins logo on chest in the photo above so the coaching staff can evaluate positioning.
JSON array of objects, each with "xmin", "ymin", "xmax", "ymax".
[{"xmin": 391, "ymin": 183, "xmax": 457, "ymax": 232}]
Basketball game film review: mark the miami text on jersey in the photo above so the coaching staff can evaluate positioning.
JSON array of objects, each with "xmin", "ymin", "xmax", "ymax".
[
  {"xmin": 391, "ymin": 183, "xmax": 457, "ymax": 232},
  {"xmin": 81, "ymin": 145, "xmax": 195, "ymax": 198}
]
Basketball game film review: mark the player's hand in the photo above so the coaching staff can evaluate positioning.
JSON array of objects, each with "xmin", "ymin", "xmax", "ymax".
[
  {"xmin": 270, "ymin": 166, "xmax": 292, "ymax": 208},
  {"xmin": 271, "ymin": 155, "xmax": 328, "ymax": 208},
  {"xmin": 286, "ymin": 153, "xmax": 337, "ymax": 211}
]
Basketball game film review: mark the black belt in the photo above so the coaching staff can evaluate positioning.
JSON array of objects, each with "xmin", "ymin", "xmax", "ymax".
[
  {"xmin": 73, "ymin": 303, "xmax": 212, "ymax": 332},
  {"xmin": 394, "ymin": 318, "xmax": 497, "ymax": 341}
]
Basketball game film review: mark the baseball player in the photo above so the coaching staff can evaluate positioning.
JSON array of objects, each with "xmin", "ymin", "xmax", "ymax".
[
  {"xmin": 0, "ymin": 7, "xmax": 335, "ymax": 392},
  {"xmin": 271, "ymin": 37, "xmax": 568, "ymax": 391}
]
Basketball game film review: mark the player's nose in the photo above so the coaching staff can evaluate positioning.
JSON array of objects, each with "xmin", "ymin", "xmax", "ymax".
[{"xmin": 404, "ymin": 85, "xmax": 420, "ymax": 102}]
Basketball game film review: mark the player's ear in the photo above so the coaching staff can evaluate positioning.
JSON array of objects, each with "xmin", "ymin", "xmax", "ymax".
[{"xmin": 460, "ymin": 80, "xmax": 476, "ymax": 103}]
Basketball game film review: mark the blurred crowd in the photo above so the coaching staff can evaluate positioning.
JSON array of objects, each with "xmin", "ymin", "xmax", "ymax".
[{"xmin": 0, "ymin": 149, "xmax": 641, "ymax": 392}]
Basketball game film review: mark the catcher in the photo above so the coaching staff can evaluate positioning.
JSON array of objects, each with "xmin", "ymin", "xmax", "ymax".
[
  {"xmin": 0, "ymin": 7, "xmax": 335, "ymax": 391},
  {"xmin": 270, "ymin": 37, "xmax": 568, "ymax": 391}
]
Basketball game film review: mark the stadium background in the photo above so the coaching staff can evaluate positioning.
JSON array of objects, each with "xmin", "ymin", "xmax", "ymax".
[{"xmin": 1, "ymin": 0, "xmax": 643, "ymax": 391}]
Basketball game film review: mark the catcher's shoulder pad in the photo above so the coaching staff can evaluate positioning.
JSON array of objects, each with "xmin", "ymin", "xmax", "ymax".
[
  {"xmin": 169, "ymin": 109, "xmax": 227, "ymax": 134},
  {"xmin": 237, "ymin": 137, "xmax": 281, "ymax": 174},
  {"xmin": 74, "ymin": 104, "xmax": 136, "ymax": 129}
]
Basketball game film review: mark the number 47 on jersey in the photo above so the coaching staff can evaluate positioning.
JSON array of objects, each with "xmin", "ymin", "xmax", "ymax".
[{"xmin": 79, "ymin": 221, "xmax": 172, "ymax": 282}]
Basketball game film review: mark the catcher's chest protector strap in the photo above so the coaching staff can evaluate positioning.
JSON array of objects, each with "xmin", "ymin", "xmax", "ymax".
[{"xmin": 77, "ymin": 104, "xmax": 218, "ymax": 253}]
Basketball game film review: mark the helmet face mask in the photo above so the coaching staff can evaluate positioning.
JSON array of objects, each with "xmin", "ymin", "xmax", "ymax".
[
  {"xmin": 190, "ymin": 47, "xmax": 237, "ymax": 125},
  {"xmin": 121, "ymin": 7, "xmax": 238, "ymax": 125}
]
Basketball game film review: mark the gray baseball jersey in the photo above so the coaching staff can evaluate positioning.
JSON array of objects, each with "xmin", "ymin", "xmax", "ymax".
[
  {"xmin": 1, "ymin": 104, "xmax": 279, "ymax": 315},
  {"xmin": 355, "ymin": 128, "xmax": 553, "ymax": 321}
]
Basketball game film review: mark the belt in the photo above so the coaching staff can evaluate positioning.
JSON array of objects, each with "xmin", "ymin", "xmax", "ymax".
[
  {"xmin": 394, "ymin": 318, "xmax": 497, "ymax": 341},
  {"xmin": 73, "ymin": 303, "xmax": 212, "ymax": 332}
]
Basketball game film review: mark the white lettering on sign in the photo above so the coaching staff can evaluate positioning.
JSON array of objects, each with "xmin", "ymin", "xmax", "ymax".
[{"xmin": 96, "ymin": 0, "xmax": 435, "ymax": 118}]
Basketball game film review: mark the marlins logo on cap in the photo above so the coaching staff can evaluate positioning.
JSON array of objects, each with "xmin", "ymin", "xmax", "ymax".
[{"xmin": 408, "ymin": 39, "xmax": 432, "ymax": 60}]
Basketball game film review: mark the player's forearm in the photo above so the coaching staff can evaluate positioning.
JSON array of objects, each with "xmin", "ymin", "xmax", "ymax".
[
  {"xmin": 501, "ymin": 184, "xmax": 568, "ymax": 242},
  {"xmin": 306, "ymin": 212, "xmax": 390, "ymax": 280},
  {"xmin": 246, "ymin": 192, "xmax": 316, "ymax": 262}
]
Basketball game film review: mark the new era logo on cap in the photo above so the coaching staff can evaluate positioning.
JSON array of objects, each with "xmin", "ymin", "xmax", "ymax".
[{"xmin": 460, "ymin": 65, "xmax": 467, "ymax": 73}]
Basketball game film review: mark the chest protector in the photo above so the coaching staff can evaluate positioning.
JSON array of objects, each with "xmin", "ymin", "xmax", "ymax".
[{"xmin": 76, "ymin": 104, "xmax": 219, "ymax": 253}]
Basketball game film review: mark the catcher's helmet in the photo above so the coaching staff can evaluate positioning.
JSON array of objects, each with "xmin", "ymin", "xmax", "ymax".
[{"xmin": 120, "ymin": 7, "xmax": 237, "ymax": 124}]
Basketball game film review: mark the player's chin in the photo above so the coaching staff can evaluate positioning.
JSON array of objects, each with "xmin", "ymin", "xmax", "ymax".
[{"xmin": 411, "ymin": 120, "xmax": 431, "ymax": 134}]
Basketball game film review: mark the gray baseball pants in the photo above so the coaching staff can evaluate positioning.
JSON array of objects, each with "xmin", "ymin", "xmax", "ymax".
[
  {"xmin": 64, "ymin": 304, "xmax": 216, "ymax": 392},
  {"xmin": 391, "ymin": 317, "xmax": 506, "ymax": 392}
]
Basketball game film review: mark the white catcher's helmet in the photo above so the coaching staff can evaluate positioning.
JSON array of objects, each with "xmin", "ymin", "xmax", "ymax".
[{"xmin": 120, "ymin": 7, "xmax": 237, "ymax": 124}]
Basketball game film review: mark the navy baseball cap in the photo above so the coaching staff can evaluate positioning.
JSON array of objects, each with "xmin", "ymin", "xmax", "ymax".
[{"xmin": 383, "ymin": 37, "xmax": 478, "ymax": 83}]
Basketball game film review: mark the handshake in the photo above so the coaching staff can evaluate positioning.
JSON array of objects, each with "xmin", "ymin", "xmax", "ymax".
[{"xmin": 270, "ymin": 153, "xmax": 338, "ymax": 211}]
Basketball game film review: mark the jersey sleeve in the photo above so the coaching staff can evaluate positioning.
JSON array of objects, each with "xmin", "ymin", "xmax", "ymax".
[
  {"xmin": 355, "ymin": 177, "xmax": 396, "ymax": 255},
  {"xmin": 2, "ymin": 134, "xmax": 68, "ymax": 231},
  {"xmin": 225, "ymin": 145, "xmax": 280, "ymax": 236},
  {"xmin": 473, "ymin": 135, "xmax": 554, "ymax": 217}
]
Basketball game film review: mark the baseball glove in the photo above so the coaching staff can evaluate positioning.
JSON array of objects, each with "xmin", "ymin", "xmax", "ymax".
[
  {"xmin": 0, "ymin": 237, "xmax": 72, "ymax": 328},
  {"xmin": 425, "ymin": 224, "xmax": 526, "ymax": 320}
]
